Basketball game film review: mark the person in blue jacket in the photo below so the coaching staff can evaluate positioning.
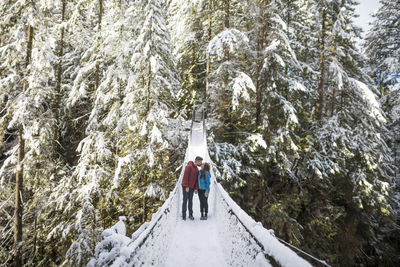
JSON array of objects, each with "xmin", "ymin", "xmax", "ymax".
[{"xmin": 198, "ymin": 162, "xmax": 211, "ymax": 220}]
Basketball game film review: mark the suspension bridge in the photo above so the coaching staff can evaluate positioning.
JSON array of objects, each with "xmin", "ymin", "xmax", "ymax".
[{"xmin": 88, "ymin": 109, "xmax": 330, "ymax": 267}]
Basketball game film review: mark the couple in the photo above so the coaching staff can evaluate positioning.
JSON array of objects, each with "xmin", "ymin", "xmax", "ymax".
[{"xmin": 181, "ymin": 156, "xmax": 211, "ymax": 221}]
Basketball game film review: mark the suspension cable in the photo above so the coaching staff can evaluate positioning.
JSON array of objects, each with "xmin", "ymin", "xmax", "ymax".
[{"xmin": 274, "ymin": 236, "xmax": 331, "ymax": 267}]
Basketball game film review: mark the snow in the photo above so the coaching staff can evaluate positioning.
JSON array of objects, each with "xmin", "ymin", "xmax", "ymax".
[
  {"xmin": 144, "ymin": 182, "xmax": 166, "ymax": 199},
  {"xmin": 150, "ymin": 125, "xmax": 163, "ymax": 145},
  {"xmin": 114, "ymin": 155, "xmax": 132, "ymax": 188},
  {"xmin": 207, "ymin": 28, "xmax": 249, "ymax": 59},
  {"xmin": 164, "ymin": 191, "xmax": 227, "ymax": 267},
  {"xmin": 353, "ymin": 79, "xmax": 386, "ymax": 123},
  {"xmin": 89, "ymin": 119, "xmax": 313, "ymax": 266},
  {"xmin": 231, "ymin": 72, "xmax": 256, "ymax": 110},
  {"xmin": 264, "ymin": 39, "xmax": 280, "ymax": 53},
  {"xmin": 247, "ymin": 134, "xmax": 267, "ymax": 151}
]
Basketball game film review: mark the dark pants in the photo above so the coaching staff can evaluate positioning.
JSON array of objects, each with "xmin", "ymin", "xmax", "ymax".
[
  {"xmin": 182, "ymin": 186, "xmax": 194, "ymax": 217},
  {"xmin": 198, "ymin": 189, "xmax": 208, "ymax": 214}
]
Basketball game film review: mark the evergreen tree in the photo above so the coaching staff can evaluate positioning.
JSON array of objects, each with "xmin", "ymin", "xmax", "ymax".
[
  {"xmin": 169, "ymin": 0, "xmax": 208, "ymax": 115},
  {"xmin": 0, "ymin": 0, "xmax": 399, "ymax": 266},
  {"xmin": 299, "ymin": 1, "xmax": 397, "ymax": 264},
  {"xmin": 0, "ymin": 0, "xmax": 69, "ymax": 265},
  {"xmin": 365, "ymin": 2, "xmax": 400, "ymax": 264},
  {"xmin": 365, "ymin": 0, "xmax": 400, "ymax": 183},
  {"xmin": 46, "ymin": 0, "xmax": 133, "ymax": 264},
  {"xmin": 115, "ymin": 0, "xmax": 184, "ymax": 225},
  {"xmin": 228, "ymin": 0, "xmax": 311, "ymax": 249},
  {"xmin": 365, "ymin": 0, "xmax": 400, "ymax": 93}
]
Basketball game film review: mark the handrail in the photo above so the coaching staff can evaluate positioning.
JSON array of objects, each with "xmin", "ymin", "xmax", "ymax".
[
  {"xmin": 212, "ymin": 180, "xmax": 280, "ymax": 266},
  {"xmin": 127, "ymin": 158, "xmax": 185, "ymax": 253},
  {"xmin": 275, "ymin": 236, "xmax": 331, "ymax": 267},
  {"xmin": 212, "ymin": 170, "xmax": 331, "ymax": 267}
]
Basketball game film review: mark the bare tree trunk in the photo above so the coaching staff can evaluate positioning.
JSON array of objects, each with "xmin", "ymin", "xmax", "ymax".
[
  {"xmin": 316, "ymin": 10, "xmax": 326, "ymax": 120},
  {"xmin": 53, "ymin": 0, "xmax": 66, "ymax": 157},
  {"xmin": 261, "ymin": 172, "xmax": 266, "ymax": 222},
  {"xmin": 94, "ymin": 0, "xmax": 103, "ymax": 91},
  {"xmin": 14, "ymin": 24, "xmax": 33, "ymax": 267}
]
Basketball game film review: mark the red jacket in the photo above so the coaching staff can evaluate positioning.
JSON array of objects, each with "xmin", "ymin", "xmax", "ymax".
[{"xmin": 182, "ymin": 161, "xmax": 199, "ymax": 189}]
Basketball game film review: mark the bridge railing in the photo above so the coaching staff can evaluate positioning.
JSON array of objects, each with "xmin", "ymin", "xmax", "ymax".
[
  {"xmin": 211, "ymin": 178, "xmax": 274, "ymax": 266},
  {"xmin": 126, "ymin": 168, "xmax": 183, "ymax": 266},
  {"xmin": 210, "ymin": 159, "xmax": 330, "ymax": 267},
  {"xmin": 88, "ymin": 162, "xmax": 184, "ymax": 266}
]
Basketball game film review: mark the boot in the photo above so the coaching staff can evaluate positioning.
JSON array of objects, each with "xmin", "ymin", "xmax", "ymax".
[
  {"xmin": 200, "ymin": 212, "xmax": 204, "ymax": 220},
  {"xmin": 204, "ymin": 212, "xmax": 208, "ymax": 220}
]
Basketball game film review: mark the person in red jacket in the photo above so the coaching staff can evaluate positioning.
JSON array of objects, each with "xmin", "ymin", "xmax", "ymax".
[{"xmin": 181, "ymin": 156, "xmax": 202, "ymax": 220}]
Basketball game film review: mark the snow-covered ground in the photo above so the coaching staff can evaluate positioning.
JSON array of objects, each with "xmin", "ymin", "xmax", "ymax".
[
  {"xmin": 163, "ymin": 189, "xmax": 227, "ymax": 267},
  {"xmin": 89, "ymin": 120, "xmax": 313, "ymax": 267}
]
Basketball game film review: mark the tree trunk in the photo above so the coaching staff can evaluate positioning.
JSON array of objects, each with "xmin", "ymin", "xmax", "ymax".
[
  {"xmin": 256, "ymin": 0, "xmax": 268, "ymax": 128},
  {"xmin": 14, "ymin": 24, "xmax": 33, "ymax": 267},
  {"xmin": 94, "ymin": 0, "xmax": 103, "ymax": 92},
  {"xmin": 330, "ymin": 85, "xmax": 336, "ymax": 116},
  {"xmin": 332, "ymin": 0, "xmax": 345, "ymax": 116},
  {"xmin": 255, "ymin": 42, "xmax": 262, "ymax": 127},
  {"xmin": 223, "ymin": 0, "xmax": 230, "ymax": 61},
  {"xmin": 255, "ymin": 17, "xmax": 265, "ymax": 128},
  {"xmin": 261, "ymin": 173, "xmax": 266, "ymax": 222},
  {"xmin": 220, "ymin": 0, "xmax": 230, "ymax": 135},
  {"xmin": 205, "ymin": 0, "xmax": 213, "ymax": 105},
  {"xmin": 316, "ymin": 10, "xmax": 326, "ymax": 120},
  {"xmin": 142, "ymin": 195, "xmax": 147, "ymax": 223},
  {"xmin": 285, "ymin": 0, "xmax": 291, "ymax": 76},
  {"xmin": 146, "ymin": 63, "xmax": 152, "ymax": 114},
  {"xmin": 53, "ymin": 0, "xmax": 66, "ymax": 157},
  {"xmin": 32, "ymin": 215, "xmax": 37, "ymax": 262}
]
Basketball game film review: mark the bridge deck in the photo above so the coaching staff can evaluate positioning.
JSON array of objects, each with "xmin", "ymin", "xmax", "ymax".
[
  {"xmin": 164, "ymin": 191, "xmax": 227, "ymax": 267},
  {"xmin": 164, "ymin": 121, "xmax": 227, "ymax": 266}
]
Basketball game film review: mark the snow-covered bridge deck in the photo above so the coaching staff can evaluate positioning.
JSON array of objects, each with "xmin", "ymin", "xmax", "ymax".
[{"xmin": 88, "ymin": 116, "xmax": 328, "ymax": 267}]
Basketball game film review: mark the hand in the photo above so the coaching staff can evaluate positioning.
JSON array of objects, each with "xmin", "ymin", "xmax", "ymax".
[
  {"xmin": 185, "ymin": 187, "xmax": 189, "ymax": 193},
  {"xmin": 194, "ymin": 190, "xmax": 198, "ymax": 194}
]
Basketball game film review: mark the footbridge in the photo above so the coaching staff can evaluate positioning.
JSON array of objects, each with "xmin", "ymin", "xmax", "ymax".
[{"xmin": 88, "ymin": 110, "xmax": 330, "ymax": 267}]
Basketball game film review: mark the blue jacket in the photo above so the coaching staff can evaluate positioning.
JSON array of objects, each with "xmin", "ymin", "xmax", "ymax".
[{"xmin": 197, "ymin": 171, "xmax": 210, "ymax": 191}]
